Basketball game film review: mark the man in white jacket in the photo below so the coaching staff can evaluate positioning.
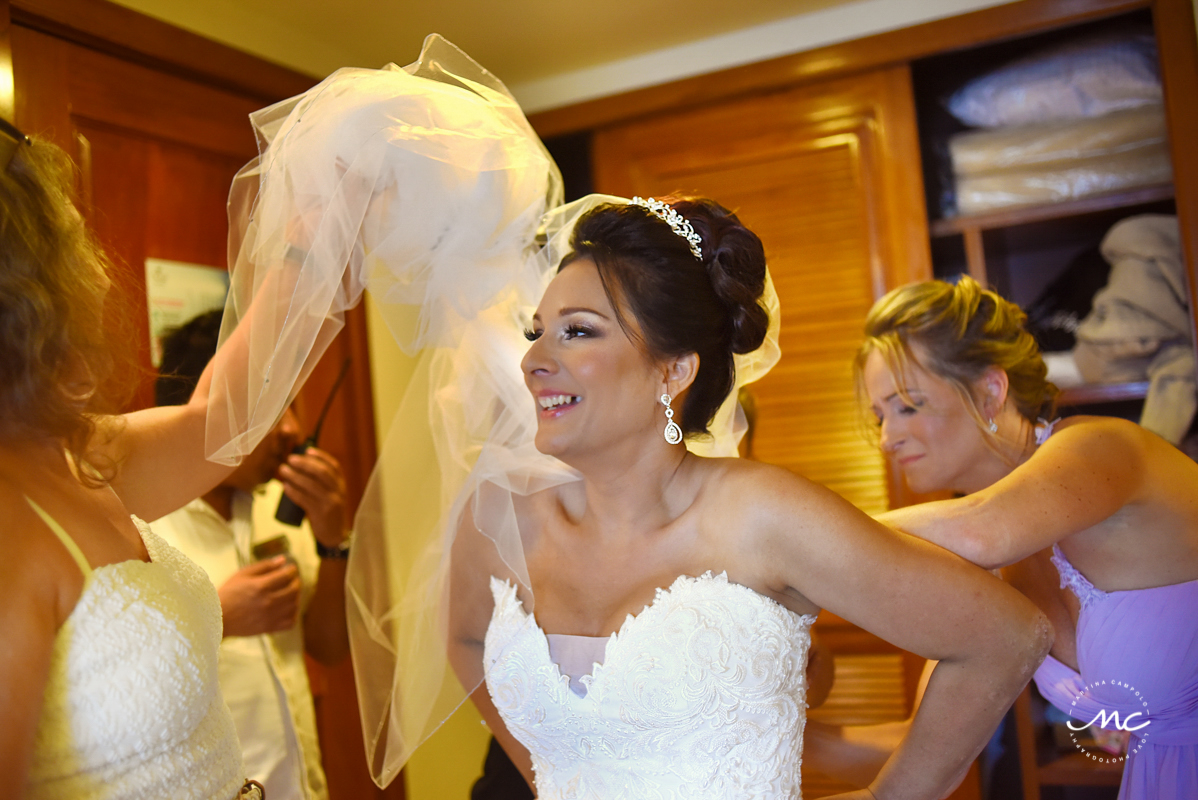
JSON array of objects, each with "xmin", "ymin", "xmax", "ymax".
[{"xmin": 153, "ymin": 310, "xmax": 351, "ymax": 800}]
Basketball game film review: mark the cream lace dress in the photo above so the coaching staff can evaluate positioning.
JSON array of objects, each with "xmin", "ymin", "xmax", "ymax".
[{"xmin": 24, "ymin": 499, "xmax": 244, "ymax": 800}]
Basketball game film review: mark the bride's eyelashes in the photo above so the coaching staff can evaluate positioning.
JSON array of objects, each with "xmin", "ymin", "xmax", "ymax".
[
  {"xmin": 523, "ymin": 322, "xmax": 600, "ymax": 343},
  {"xmin": 562, "ymin": 323, "xmax": 597, "ymax": 340}
]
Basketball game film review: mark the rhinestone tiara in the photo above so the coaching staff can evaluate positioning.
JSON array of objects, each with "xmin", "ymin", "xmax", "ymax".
[{"xmin": 630, "ymin": 196, "xmax": 703, "ymax": 260}]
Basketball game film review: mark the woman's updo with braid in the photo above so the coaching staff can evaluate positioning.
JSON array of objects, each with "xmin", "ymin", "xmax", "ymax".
[
  {"xmin": 855, "ymin": 276, "xmax": 1058, "ymax": 432},
  {"xmin": 562, "ymin": 196, "xmax": 769, "ymax": 437}
]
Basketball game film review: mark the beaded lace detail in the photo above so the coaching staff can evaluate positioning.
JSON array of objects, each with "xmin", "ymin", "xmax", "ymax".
[
  {"xmin": 1050, "ymin": 544, "xmax": 1109, "ymax": 610},
  {"xmin": 484, "ymin": 571, "xmax": 816, "ymax": 800}
]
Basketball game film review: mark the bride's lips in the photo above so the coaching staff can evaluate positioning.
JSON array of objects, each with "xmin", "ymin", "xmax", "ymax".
[
  {"xmin": 535, "ymin": 391, "xmax": 582, "ymax": 419},
  {"xmin": 898, "ymin": 454, "xmax": 923, "ymax": 466}
]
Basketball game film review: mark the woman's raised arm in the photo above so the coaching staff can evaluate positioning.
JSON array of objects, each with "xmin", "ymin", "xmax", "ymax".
[
  {"xmin": 101, "ymin": 260, "xmax": 343, "ymax": 522},
  {"xmin": 877, "ymin": 417, "xmax": 1146, "ymax": 569},
  {"xmin": 100, "ymin": 351, "xmax": 235, "ymax": 522}
]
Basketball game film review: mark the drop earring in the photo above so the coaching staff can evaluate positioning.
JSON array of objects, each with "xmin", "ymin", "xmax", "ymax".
[
  {"xmin": 987, "ymin": 418, "xmax": 998, "ymax": 433},
  {"xmin": 661, "ymin": 393, "xmax": 683, "ymax": 445}
]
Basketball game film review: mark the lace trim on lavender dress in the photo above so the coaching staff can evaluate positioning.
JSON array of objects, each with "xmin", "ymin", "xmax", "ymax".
[
  {"xmin": 1034, "ymin": 417, "xmax": 1108, "ymax": 610},
  {"xmin": 1049, "ymin": 545, "xmax": 1109, "ymax": 609}
]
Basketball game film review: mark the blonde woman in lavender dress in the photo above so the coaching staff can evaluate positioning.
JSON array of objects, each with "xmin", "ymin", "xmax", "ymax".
[{"xmin": 859, "ymin": 276, "xmax": 1198, "ymax": 800}]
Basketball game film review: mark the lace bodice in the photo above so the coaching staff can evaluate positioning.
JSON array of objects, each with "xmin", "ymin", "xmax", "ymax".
[
  {"xmin": 27, "ymin": 518, "xmax": 244, "ymax": 800},
  {"xmin": 1049, "ymin": 543, "xmax": 1108, "ymax": 609},
  {"xmin": 484, "ymin": 571, "xmax": 816, "ymax": 799}
]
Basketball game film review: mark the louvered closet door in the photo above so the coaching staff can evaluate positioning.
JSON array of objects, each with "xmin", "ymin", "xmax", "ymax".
[{"xmin": 594, "ymin": 65, "xmax": 932, "ymax": 513}]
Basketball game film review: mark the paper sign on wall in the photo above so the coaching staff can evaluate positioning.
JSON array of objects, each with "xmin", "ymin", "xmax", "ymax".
[{"xmin": 145, "ymin": 258, "xmax": 229, "ymax": 367}]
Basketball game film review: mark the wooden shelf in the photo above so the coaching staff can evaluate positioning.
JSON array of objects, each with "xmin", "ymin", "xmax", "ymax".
[
  {"xmin": 930, "ymin": 183, "xmax": 1175, "ymax": 237},
  {"xmin": 1057, "ymin": 381, "xmax": 1149, "ymax": 406}
]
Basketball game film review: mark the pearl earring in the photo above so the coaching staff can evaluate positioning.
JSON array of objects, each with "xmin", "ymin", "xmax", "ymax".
[{"xmin": 660, "ymin": 393, "xmax": 683, "ymax": 445}]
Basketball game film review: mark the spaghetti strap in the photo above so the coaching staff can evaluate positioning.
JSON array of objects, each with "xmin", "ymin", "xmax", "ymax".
[{"xmin": 24, "ymin": 495, "xmax": 92, "ymax": 578}]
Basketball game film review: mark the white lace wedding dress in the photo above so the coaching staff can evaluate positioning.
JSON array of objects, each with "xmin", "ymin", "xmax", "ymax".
[{"xmin": 484, "ymin": 571, "xmax": 816, "ymax": 799}]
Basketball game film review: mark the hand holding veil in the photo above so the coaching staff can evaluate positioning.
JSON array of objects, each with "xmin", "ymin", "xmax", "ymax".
[{"xmin": 209, "ymin": 34, "xmax": 780, "ymax": 787}]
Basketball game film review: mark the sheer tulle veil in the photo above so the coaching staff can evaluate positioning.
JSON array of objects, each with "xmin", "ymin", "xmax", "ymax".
[{"xmin": 207, "ymin": 34, "xmax": 780, "ymax": 787}]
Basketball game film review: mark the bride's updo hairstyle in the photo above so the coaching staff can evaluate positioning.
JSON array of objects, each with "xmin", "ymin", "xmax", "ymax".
[
  {"xmin": 855, "ymin": 275, "xmax": 1058, "ymax": 435},
  {"xmin": 562, "ymin": 196, "xmax": 769, "ymax": 437}
]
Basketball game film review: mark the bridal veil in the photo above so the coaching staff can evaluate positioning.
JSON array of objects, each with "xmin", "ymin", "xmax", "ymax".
[{"xmin": 207, "ymin": 34, "xmax": 779, "ymax": 786}]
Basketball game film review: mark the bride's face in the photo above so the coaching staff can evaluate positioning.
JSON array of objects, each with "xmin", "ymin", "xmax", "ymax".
[
  {"xmin": 522, "ymin": 257, "xmax": 665, "ymax": 461},
  {"xmin": 862, "ymin": 346, "xmax": 990, "ymax": 494}
]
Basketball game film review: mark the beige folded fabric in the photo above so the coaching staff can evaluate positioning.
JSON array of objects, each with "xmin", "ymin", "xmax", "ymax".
[
  {"xmin": 955, "ymin": 142, "xmax": 1173, "ymax": 215},
  {"xmin": 949, "ymin": 105, "xmax": 1167, "ymax": 176}
]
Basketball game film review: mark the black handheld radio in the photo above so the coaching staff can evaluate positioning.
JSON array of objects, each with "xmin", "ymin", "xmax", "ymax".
[{"xmin": 275, "ymin": 358, "xmax": 352, "ymax": 526}]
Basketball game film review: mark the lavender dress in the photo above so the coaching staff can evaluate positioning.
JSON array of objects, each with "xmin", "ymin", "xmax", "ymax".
[{"xmin": 1032, "ymin": 545, "xmax": 1198, "ymax": 799}]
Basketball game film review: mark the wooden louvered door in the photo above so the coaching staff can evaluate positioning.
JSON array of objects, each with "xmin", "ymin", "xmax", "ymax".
[
  {"xmin": 593, "ymin": 64, "xmax": 950, "ymax": 797},
  {"xmin": 594, "ymin": 64, "xmax": 931, "ymax": 514}
]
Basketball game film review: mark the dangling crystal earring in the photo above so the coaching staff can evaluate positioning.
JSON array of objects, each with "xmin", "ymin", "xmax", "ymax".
[
  {"xmin": 987, "ymin": 418, "xmax": 998, "ymax": 433},
  {"xmin": 661, "ymin": 393, "xmax": 683, "ymax": 445}
]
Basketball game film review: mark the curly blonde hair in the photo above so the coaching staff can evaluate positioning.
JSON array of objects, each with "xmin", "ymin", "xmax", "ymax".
[
  {"xmin": 0, "ymin": 137, "xmax": 129, "ymax": 482},
  {"xmin": 854, "ymin": 276, "xmax": 1058, "ymax": 439}
]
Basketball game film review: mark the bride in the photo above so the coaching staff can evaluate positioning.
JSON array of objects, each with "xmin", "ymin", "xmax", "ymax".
[
  {"xmin": 447, "ymin": 196, "xmax": 1048, "ymax": 799},
  {"xmin": 212, "ymin": 35, "xmax": 1050, "ymax": 799}
]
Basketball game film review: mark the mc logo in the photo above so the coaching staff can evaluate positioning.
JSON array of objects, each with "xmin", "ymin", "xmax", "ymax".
[
  {"xmin": 1067, "ymin": 708, "xmax": 1151, "ymax": 733},
  {"xmin": 1065, "ymin": 679, "xmax": 1152, "ymax": 763}
]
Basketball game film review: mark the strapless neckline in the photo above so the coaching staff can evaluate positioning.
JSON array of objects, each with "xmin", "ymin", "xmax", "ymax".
[
  {"xmin": 485, "ymin": 569, "xmax": 817, "ymax": 799},
  {"xmin": 1051, "ymin": 543, "xmax": 1198, "ymax": 608},
  {"xmin": 498, "ymin": 571, "xmax": 815, "ymax": 699}
]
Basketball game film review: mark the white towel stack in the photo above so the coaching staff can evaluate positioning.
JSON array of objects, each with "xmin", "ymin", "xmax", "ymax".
[{"xmin": 945, "ymin": 33, "xmax": 1171, "ymax": 215}]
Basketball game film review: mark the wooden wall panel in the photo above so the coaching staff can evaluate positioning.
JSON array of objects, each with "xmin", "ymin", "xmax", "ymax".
[
  {"xmin": 594, "ymin": 66, "xmax": 931, "ymax": 514},
  {"xmin": 10, "ymin": 26, "xmax": 71, "ymax": 146},
  {"xmin": 10, "ymin": 0, "xmax": 313, "ymax": 103},
  {"xmin": 68, "ymin": 45, "xmax": 261, "ymax": 158}
]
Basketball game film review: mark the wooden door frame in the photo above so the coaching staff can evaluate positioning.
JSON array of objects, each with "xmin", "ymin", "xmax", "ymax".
[{"xmin": 9, "ymin": 0, "xmax": 312, "ymax": 102}]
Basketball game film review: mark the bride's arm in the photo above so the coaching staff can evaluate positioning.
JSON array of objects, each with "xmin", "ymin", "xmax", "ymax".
[
  {"xmin": 877, "ymin": 417, "xmax": 1146, "ymax": 569},
  {"xmin": 447, "ymin": 502, "xmax": 536, "ymax": 793},
  {"xmin": 739, "ymin": 464, "xmax": 1051, "ymax": 800}
]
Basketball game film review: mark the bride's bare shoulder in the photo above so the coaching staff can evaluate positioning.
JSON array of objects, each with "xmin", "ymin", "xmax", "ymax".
[
  {"xmin": 696, "ymin": 456, "xmax": 831, "ymax": 510},
  {"xmin": 513, "ymin": 481, "xmax": 585, "ymax": 530}
]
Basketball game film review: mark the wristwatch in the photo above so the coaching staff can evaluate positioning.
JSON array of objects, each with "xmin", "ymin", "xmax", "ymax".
[{"xmin": 315, "ymin": 536, "xmax": 351, "ymax": 560}]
